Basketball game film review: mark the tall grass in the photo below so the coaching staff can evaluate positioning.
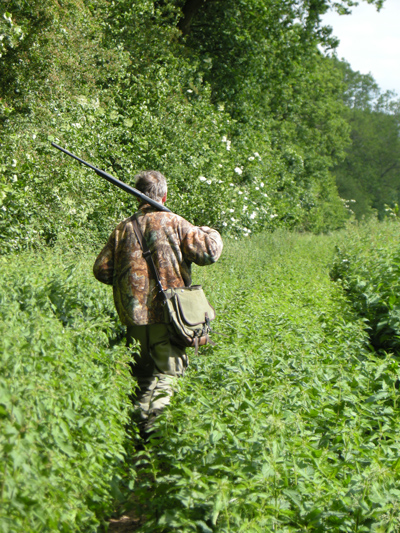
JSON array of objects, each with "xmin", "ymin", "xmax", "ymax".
[
  {"xmin": 133, "ymin": 226, "xmax": 400, "ymax": 532},
  {"xmin": 0, "ymin": 252, "xmax": 135, "ymax": 532},
  {"xmin": 2, "ymin": 221, "xmax": 400, "ymax": 532}
]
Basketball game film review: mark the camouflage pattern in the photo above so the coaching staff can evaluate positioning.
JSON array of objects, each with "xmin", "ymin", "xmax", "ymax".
[
  {"xmin": 127, "ymin": 323, "xmax": 188, "ymax": 431},
  {"xmin": 93, "ymin": 204, "xmax": 223, "ymax": 326}
]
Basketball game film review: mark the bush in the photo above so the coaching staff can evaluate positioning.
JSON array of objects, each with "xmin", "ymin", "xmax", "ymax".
[
  {"xmin": 330, "ymin": 219, "xmax": 400, "ymax": 353},
  {"xmin": 0, "ymin": 250, "xmax": 135, "ymax": 532},
  {"xmin": 129, "ymin": 226, "xmax": 400, "ymax": 532}
]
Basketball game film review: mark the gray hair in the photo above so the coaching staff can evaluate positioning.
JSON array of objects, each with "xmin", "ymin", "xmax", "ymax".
[{"xmin": 134, "ymin": 171, "xmax": 167, "ymax": 202}]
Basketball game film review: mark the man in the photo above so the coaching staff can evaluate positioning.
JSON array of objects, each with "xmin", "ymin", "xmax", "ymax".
[{"xmin": 93, "ymin": 170, "xmax": 223, "ymax": 433}]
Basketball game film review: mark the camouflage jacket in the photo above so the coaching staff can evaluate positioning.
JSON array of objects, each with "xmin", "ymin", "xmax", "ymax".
[{"xmin": 93, "ymin": 204, "xmax": 223, "ymax": 326}]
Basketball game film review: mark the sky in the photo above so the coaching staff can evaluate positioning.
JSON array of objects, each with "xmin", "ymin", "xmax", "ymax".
[{"xmin": 321, "ymin": 0, "xmax": 400, "ymax": 96}]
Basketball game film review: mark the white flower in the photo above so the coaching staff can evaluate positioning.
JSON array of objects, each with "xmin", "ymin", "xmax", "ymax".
[
  {"xmin": 244, "ymin": 196, "xmax": 248, "ymax": 200},
  {"xmin": 32, "ymin": 134, "xmax": 36, "ymax": 140},
  {"xmin": 238, "ymin": 191, "xmax": 243, "ymax": 195},
  {"xmin": 218, "ymin": 165, "xmax": 223, "ymax": 169},
  {"xmin": 187, "ymin": 89, "xmax": 193, "ymax": 93},
  {"xmin": 12, "ymin": 159, "xmax": 17, "ymax": 167},
  {"xmin": 250, "ymin": 212, "xmax": 257, "ymax": 219},
  {"xmin": 206, "ymin": 179, "xmax": 212, "ymax": 185},
  {"xmin": 71, "ymin": 123, "xmax": 81, "ymax": 128},
  {"xmin": 255, "ymin": 186, "xmax": 259, "ymax": 190},
  {"xmin": 254, "ymin": 152, "xmax": 260, "ymax": 157},
  {"xmin": 248, "ymin": 156, "xmax": 255, "ymax": 161},
  {"xmin": 243, "ymin": 205, "xmax": 248, "ymax": 211},
  {"xmin": 270, "ymin": 214, "xmax": 278, "ymax": 219},
  {"xmin": 229, "ymin": 183, "xmax": 234, "ymax": 187},
  {"xmin": 12, "ymin": 175, "xmax": 17, "ymax": 182},
  {"xmin": 231, "ymin": 217, "xmax": 236, "ymax": 222},
  {"xmin": 260, "ymin": 182, "xmax": 264, "ymax": 187},
  {"xmin": 234, "ymin": 167, "xmax": 242, "ymax": 175},
  {"xmin": 199, "ymin": 176, "xmax": 207, "ymax": 182},
  {"xmin": 223, "ymin": 221, "xmax": 227, "ymax": 226},
  {"xmin": 229, "ymin": 208, "xmax": 234, "ymax": 213},
  {"xmin": 1, "ymin": 206, "xmax": 6, "ymax": 212},
  {"xmin": 222, "ymin": 136, "xmax": 227, "ymax": 142},
  {"xmin": 226, "ymin": 141, "xmax": 231, "ymax": 151}
]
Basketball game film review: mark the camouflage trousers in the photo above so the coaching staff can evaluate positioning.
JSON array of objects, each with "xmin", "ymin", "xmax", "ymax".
[{"xmin": 127, "ymin": 323, "xmax": 188, "ymax": 432}]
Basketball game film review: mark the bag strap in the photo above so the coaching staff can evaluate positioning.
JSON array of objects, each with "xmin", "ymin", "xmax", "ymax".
[{"xmin": 132, "ymin": 215, "xmax": 166, "ymax": 301}]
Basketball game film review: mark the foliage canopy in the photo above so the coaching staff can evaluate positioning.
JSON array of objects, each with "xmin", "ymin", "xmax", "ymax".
[{"xmin": 0, "ymin": 0, "xmax": 385, "ymax": 251}]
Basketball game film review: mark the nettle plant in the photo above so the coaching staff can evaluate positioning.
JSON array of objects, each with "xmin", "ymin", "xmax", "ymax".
[{"xmin": 330, "ymin": 219, "xmax": 400, "ymax": 353}]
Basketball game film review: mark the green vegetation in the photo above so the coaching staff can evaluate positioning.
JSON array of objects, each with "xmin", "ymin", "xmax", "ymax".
[
  {"xmin": 133, "ymin": 221, "xmax": 400, "ymax": 532},
  {"xmin": 0, "ymin": 0, "xmax": 388, "ymax": 255},
  {"xmin": 331, "ymin": 219, "xmax": 400, "ymax": 354},
  {"xmin": 2, "ymin": 0, "xmax": 400, "ymax": 531},
  {"xmin": 332, "ymin": 60, "xmax": 400, "ymax": 220},
  {"xmin": 0, "ymin": 253, "xmax": 135, "ymax": 532},
  {"xmin": 2, "ymin": 219, "xmax": 400, "ymax": 532}
]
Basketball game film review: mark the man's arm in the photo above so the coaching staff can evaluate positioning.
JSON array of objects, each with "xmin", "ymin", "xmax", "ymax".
[
  {"xmin": 181, "ymin": 223, "xmax": 223, "ymax": 266},
  {"xmin": 93, "ymin": 230, "xmax": 115, "ymax": 285}
]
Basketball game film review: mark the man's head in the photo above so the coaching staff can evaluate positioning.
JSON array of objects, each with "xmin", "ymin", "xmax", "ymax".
[{"xmin": 134, "ymin": 171, "xmax": 167, "ymax": 204}]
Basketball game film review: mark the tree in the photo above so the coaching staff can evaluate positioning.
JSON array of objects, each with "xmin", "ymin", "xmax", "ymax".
[{"xmin": 331, "ymin": 60, "xmax": 400, "ymax": 219}]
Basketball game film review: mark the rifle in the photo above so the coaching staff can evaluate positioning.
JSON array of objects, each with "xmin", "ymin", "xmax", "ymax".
[{"xmin": 51, "ymin": 143, "xmax": 171, "ymax": 213}]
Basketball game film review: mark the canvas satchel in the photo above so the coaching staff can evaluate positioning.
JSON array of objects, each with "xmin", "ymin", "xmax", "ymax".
[{"xmin": 132, "ymin": 216, "xmax": 216, "ymax": 353}]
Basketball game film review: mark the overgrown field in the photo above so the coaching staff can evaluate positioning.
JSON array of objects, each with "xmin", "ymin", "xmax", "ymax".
[
  {"xmin": 2, "ymin": 220, "xmax": 400, "ymax": 532},
  {"xmin": 0, "ymin": 252, "xmax": 136, "ymax": 532}
]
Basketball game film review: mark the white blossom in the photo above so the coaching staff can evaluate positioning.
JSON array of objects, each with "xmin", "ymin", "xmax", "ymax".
[
  {"xmin": 206, "ymin": 179, "xmax": 212, "ymax": 185},
  {"xmin": 255, "ymin": 186, "xmax": 259, "ymax": 190},
  {"xmin": 260, "ymin": 182, "xmax": 264, "ymax": 187},
  {"xmin": 229, "ymin": 208, "xmax": 235, "ymax": 213},
  {"xmin": 254, "ymin": 152, "xmax": 260, "ymax": 157},
  {"xmin": 12, "ymin": 175, "xmax": 17, "ymax": 182},
  {"xmin": 226, "ymin": 141, "xmax": 231, "ymax": 151},
  {"xmin": 231, "ymin": 217, "xmax": 236, "ymax": 222},
  {"xmin": 234, "ymin": 167, "xmax": 243, "ymax": 175},
  {"xmin": 187, "ymin": 89, "xmax": 193, "ymax": 93},
  {"xmin": 270, "ymin": 214, "xmax": 278, "ymax": 219},
  {"xmin": 32, "ymin": 134, "xmax": 36, "ymax": 140},
  {"xmin": 248, "ymin": 156, "xmax": 255, "ymax": 161},
  {"xmin": 250, "ymin": 212, "xmax": 257, "ymax": 219},
  {"xmin": 12, "ymin": 159, "xmax": 17, "ymax": 167},
  {"xmin": 199, "ymin": 176, "xmax": 207, "ymax": 182},
  {"xmin": 229, "ymin": 183, "xmax": 234, "ymax": 187}
]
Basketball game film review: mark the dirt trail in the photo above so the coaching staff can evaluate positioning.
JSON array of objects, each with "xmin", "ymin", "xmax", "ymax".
[{"xmin": 108, "ymin": 510, "xmax": 141, "ymax": 532}]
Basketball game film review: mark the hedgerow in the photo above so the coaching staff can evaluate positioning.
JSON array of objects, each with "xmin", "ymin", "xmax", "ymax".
[
  {"xmin": 330, "ymin": 219, "xmax": 400, "ymax": 354},
  {"xmin": 0, "ymin": 251, "xmax": 135, "ymax": 532}
]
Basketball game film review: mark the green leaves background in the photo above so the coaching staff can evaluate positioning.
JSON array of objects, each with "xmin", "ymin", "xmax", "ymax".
[{"xmin": 0, "ymin": 252, "xmax": 135, "ymax": 532}]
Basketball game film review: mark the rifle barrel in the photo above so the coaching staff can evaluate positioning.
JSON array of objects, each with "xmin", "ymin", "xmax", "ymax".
[{"xmin": 51, "ymin": 143, "xmax": 171, "ymax": 213}]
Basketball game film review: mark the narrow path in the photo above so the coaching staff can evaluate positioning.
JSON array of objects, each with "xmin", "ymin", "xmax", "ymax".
[{"xmin": 108, "ymin": 510, "xmax": 141, "ymax": 532}]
